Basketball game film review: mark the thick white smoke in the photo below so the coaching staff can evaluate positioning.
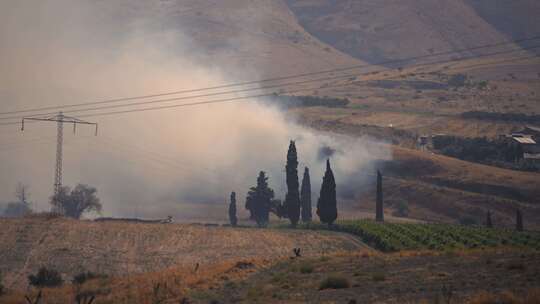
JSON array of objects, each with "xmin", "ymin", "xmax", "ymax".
[{"xmin": 0, "ymin": 1, "xmax": 391, "ymax": 220}]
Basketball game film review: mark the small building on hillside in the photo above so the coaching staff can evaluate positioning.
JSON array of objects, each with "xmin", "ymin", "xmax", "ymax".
[
  {"xmin": 503, "ymin": 133, "xmax": 540, "ymax": 166},
  {"xmin": 521, "ymin": 125, "xmax": 540, "ymax": 142}
]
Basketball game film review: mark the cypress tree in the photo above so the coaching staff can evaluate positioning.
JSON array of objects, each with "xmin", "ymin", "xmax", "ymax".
[
  {"xmin": 317, "ymin": 159, "xmax": 337, "ymax": 226},
  {"xmin": 516, "ymin": 209, "xmax": 524, "ymax": 232},
  {"xmin": 229, "ymin": 192, "xmax": 238, "ymax": 227},
  {"xmin": 285, "ymin": 141, "xmax": 301, "ymax": 227},
  {"xmin": 376, "ymin": 170, "xmax": 384, "ymax": 222},
  {"xmin": 486, "ymin": 210, "xmax": 493, "ymax": 228},
  {"xmin": 300, "ymin": 167, "xmax": 312, "ymax": 223}
]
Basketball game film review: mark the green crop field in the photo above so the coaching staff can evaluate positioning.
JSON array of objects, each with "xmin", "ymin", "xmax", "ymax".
[{"xmin": 299, "ymin": 220, "xmax": 540, "ymax": 252}]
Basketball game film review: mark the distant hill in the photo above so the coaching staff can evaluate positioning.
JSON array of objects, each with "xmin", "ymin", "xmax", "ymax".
[
  {"xmin": 89, "ymin": 0, "xmax": 369, "ymax": 79},
  {"xmin": 286, "ymin": 0, "xmax": 529, "ymax": 65},
  {"xmin": 465, "ymin": 0, "xmax": 540, "ymax": 53}
]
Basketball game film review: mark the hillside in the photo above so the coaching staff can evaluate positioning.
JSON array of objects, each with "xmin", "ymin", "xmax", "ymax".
[
  {"xmin": 465, "ymin": 0, "xmax": 540, "ymax": 54},
  {"xmin": 210, "ymin": 250, "xmax": 540, "ymax": 303},
  {"xmin": 88, "ymin": 0, "xmax": 369, "ymax": 79},
  {"xmin": 295, "ymin": 114, "xmax": 540, "ymax": 227},
  {"xmin": 0, "ymin": 218, "xmax": 368, "ymax": 289},
  {"xmin": 288, "ymin": 0, "xmax": 538, "ymax": 63},
  {"xmin": 286, "ymin": 0, "xmax": 523, "ymax": 65}
]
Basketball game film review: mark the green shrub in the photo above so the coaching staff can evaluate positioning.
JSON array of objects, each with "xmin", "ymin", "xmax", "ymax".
[
  {"xmin": 319, "ymin": 275, "xmax": 350, "ymax": 290},
  {"xmin": 28, "ymin": 267, "xmax": 63, "ymax": 288}
]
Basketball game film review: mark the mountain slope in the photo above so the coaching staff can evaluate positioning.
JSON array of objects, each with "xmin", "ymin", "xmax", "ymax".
[
  {"xmin": 465, "ymin": 0, "xmax": 540, "ymax": 54},
  {"xmin": 286, "ymin": 0, "xmax": 523, "ymax": 65},
  {"xmin": 89, "ymin": 0, "xmax": 370, "ymax": 79}
]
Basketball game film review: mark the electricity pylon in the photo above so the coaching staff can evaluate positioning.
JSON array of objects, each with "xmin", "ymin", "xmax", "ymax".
[{"xmin": 21, "ymin": 112, "xmax": 98, "ymax": 210}]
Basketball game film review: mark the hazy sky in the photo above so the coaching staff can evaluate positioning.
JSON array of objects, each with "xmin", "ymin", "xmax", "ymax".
[{"xmin": 0, "ymin": 1, "xmax": 390, "ymax": 220}]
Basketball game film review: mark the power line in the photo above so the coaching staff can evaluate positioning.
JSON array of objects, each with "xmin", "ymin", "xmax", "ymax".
[
  {"xmin": 0, "ymin": 48, "xmax": 537, "ymax": 126},
  {"xmin": 1, "ymin": 35, "xmax": 539, "ymax": 117},
  {"xmin": 90, "ymin": 137, "xmax": 250, "ymax": 188},
  {"xmin": 28, "ymin": 52, "xmax": 540, "ymax": 120}
]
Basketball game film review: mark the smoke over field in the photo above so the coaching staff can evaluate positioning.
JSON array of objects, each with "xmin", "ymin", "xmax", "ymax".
[{"xmin": 0, "ymin": 1, "xmax": 390, "ymax": 219}]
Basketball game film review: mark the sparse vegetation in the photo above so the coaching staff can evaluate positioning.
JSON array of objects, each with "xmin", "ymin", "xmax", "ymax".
[
  {"xmin": 28, "ymin": 267, "xmax": 63, "ymax": 288},
  {"xmin": 269, "ymin": 94, "xmax": 350, "ymax": 108}
]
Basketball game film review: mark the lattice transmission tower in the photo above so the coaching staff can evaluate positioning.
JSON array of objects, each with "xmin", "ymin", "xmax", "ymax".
[{"xmin": 22, "ymin": 112, "xmax": 98, "ymax": 209}]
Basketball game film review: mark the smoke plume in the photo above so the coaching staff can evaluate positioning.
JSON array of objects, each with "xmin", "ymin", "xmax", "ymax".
[{"xmin": 0, "ymin": 1, "xmax": 391, "ymax": 220}]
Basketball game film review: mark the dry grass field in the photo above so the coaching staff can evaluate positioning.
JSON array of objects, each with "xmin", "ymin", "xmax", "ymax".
[{"xmin": 0, "ymin": 218, "xmax": 368, "ymax": 290}]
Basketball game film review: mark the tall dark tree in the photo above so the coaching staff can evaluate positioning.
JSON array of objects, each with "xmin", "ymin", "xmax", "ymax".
[
  {"xmin": 486, "ymin": 210, "xmax": 493, "ymax": 228},
  {"xmin": 317, "ymin": 159, "xmax": 337, "ymax": 226},
  {"xmin": 516, "ymin": 209, "xmax": 524, "ymax": 232},
  {"xmin": 285, "ymin": 141, "xmax": 301, "ymax": 227},
  {"xmin": 229, "ymin": 192, "xmax": 238, "ymax": 227},
  {"xmin": 245, "ymin": 171, "xmax": 274, "ymax": 227},
  {"xmin": 300, "ymin": 167, "xmax": 312, "ymax": 222},
  {"xmin": 376, "ymin": 170, "xmax": 384, "ymax": 222}
]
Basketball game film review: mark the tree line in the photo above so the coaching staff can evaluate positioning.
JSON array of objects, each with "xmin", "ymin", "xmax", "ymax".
[{"xmin": 230, "ymin": 140, "xmax": 338, "ymax": 228}]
